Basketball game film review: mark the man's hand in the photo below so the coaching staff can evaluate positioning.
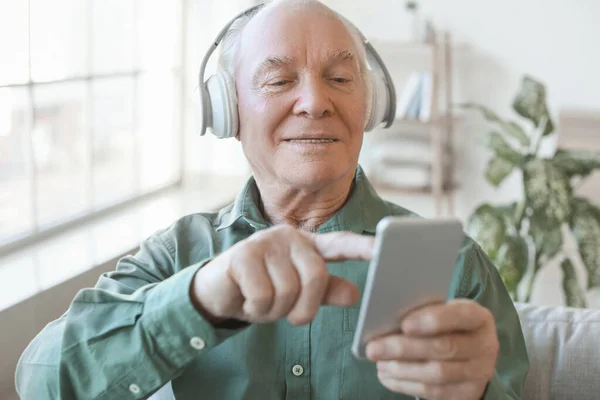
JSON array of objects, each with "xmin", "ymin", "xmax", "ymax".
[
  {"xmin": 366, "ymin": 299, "xmax": 499, "ymax": 400},
  {"xmin": 191, "ymin": 225, "xmax": 374, "ymax": 325}
]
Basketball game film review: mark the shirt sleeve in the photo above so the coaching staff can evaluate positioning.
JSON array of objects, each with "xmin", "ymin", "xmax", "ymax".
[
  {"xmin": 455, "ymin": 241, "xmax": 530, "ymax": 400},
  {"xmin": 15, "ymin": 226, "xmax": 245, "ymax": 400}
]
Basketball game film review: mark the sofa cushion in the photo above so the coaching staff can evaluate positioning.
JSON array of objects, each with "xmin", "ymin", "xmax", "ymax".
[{"xmin": 515, "ymin": 302, "xmax": 600, "ymax": 400}]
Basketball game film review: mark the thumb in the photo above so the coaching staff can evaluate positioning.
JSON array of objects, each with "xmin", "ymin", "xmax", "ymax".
[{"xmin": 322, "ymin": 276, "xmax": 360, "ymax": 307}]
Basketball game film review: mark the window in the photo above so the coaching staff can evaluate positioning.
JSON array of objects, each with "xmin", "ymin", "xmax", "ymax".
[
  {"xmin": 180, "ymin": 0, "xmax": 256, "ymax": 179},
  {"xmin": 0, "ymin": 0, "xmax": 183, "ymax": 250}
]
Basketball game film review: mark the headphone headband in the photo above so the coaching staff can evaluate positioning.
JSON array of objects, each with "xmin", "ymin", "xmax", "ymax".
[
  {"xmin": 198, "ymin": 4, "xmax": 265, "ymax": 136},
  {"xmin": 198, "ymin": 4, "xmax": 264, "ymax": 88},
  {"xmin": 198, "ymin": 2, "xmax": 396, "ymax": 137}
]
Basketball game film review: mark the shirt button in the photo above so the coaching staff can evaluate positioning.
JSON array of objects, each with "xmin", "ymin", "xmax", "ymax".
[
  {"xmin": 129, "ymin": 383, "xmax": 141, "ymax": 394},
  {"xmin": 190, "ymin": 336, "xmax": 206, "ymax": 350},
  {"xmin": 292, "ymin": 364, "xmax": 304, "ymax": 376}
]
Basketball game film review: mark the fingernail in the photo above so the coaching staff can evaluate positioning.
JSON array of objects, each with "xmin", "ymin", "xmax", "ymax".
[
  {"xmin": 403, "ymin": 314, "xmax": 434, "ymax": 333},
  {"xmin": 402, "ymin": 316, "xmax": 421, "ymax": 332},
  {"xmin": 367, "ymin": 342, "xmax": 383, "ymax": 360}
]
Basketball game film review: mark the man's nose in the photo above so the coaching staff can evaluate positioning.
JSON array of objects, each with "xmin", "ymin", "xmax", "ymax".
[{"xmin": 292, "ymin": 77, "xmax": 334, "ymax": 119}]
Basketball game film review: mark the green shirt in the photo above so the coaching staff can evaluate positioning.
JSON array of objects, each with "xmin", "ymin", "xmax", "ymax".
[{"xmin": 16, "ymin": 166, "xmax": 529, "ymax": 400}]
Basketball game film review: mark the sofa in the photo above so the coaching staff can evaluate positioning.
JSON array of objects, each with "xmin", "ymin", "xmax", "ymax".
[
  {"xmin": 515, "ymin": 302, "xmax": 600, "ymax": 400},
  {"xmin": 150, "ymin": 303, "xmax": 600, "ymax": 400}
]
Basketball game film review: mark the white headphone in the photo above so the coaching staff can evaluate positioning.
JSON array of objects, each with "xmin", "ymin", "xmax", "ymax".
[{"xmin": 198, "ymin": 3, "xmax": 397, "ymax": 139}]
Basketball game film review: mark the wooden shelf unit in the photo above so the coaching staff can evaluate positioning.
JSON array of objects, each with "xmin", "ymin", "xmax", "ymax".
[{"xmin": 366, "ymin": 31, "xmax": 456, "ymax": 217}]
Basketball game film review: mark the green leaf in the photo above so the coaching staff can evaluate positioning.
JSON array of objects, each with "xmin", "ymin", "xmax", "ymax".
[
  {"xmin": 529, "ymin": 218, "xmax": 563, "ymax": 262},
  {"xmin": 495, "ymin": 235, "xmax": 529, "ymax": 295},
  {"xmin": 467, "ymin": 204, "xmax": 507, "ymax": 260},
  {"xmin": 497, "ymin": 202, "xmax": 519, "ymax": 229},
  {"xmin": 552, "ymin": 149, "xmax": 600, "ymax": 179},
  {"xmin": 486, "ymin": 156, "xmax": 515, "ymax": 187},
  {"xmin": 461, "ymin": 103, "xmax": 531, "ymax": 147},
  {"xmin": 523, "ymin": 158, "xmax": 572, "ymax": 227},
  {"xmin": 485, "ymin": 132, "xmax": 526, "ymax": 164},
  {"xmin": 503, "ymin": 121, "xmax": 531, "ymax": 147},
  {"xmin": 512, "ymin": 76, "xmax": 554, "ymax": 136},
  {"xmin": 460, "ymin": 103, "xmax": 504, "ymax": 124},
  {"xmin": 560, "ymin": 258, "xmax": 587, "ymax": 307},
  {"xmin": 570, "ymin": 198, "xmax": 600, "ymax": 289}
]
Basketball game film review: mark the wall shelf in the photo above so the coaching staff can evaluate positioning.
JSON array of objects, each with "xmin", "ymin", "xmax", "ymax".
[{"xmin": 363, "ymin": 30, "xmax": 456, "ymax": 216}]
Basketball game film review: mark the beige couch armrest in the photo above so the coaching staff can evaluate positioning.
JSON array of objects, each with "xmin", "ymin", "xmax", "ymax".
[{"xmin": 515, "ymin": 302, "xmax": 600, "ymax": 400}]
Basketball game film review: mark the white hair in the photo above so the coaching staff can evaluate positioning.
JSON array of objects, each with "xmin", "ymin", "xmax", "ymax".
[{"xmin": 217, "ymin": 0, "xmax": 373, "ymax": 120}]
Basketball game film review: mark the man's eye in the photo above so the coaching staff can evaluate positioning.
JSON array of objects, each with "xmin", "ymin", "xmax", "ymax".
[
  {"xmin": 270, "ymin": 80, "xmax": 289, "ymax": 86},
  {"xmin": 332, "ymin": 77, "xmax": 349, "ymax": 83}
]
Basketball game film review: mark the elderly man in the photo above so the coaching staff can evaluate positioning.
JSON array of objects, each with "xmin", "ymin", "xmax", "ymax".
[{"xmin": 16, "ymin": 1, "xmax": 528, "ymax": 399}]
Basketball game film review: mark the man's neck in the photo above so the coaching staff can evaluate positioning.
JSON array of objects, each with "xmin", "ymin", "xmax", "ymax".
[{"xmin": 255, "ymin": 172, "xmax": 355, "ymax": 232}]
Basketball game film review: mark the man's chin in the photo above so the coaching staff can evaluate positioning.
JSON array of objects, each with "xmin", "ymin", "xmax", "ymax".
[{"xmin": 278, "ymin": 161, "xmax": 354, "ymax": 188}]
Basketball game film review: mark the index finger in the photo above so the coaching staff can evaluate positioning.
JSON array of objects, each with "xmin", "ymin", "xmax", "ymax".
[
  {"xmin": 308, "ymin": 231, "xmax": 375, "ymax": 261},
  {"xmin": 401, "ymin": 299, "xmax": 493, "ymax": 336}
]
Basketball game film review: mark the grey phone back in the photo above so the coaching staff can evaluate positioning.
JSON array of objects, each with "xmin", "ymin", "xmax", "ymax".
[{"xmin": 351, "ymin": 216, "xmax": 465, "ymax": 359}]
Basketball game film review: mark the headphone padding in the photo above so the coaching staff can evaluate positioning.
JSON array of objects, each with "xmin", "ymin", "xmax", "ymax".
[
  {"xmin": 364, "ymin": 72, "xmax": 390, "ymax": 132},
  {"xmin": 205, "ymin": 71, "xmax": 238, "ymax": 138}
]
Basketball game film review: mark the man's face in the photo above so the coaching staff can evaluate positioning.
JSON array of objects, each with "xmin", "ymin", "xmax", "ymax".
[{"xmin": 235, "ymin": 5, "xmax": 368, "ymax": 189}]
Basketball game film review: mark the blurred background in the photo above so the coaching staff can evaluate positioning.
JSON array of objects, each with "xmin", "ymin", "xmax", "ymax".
[{"xmin": 0, "ymin": 0, "xmax": 599, "ymax": 398}]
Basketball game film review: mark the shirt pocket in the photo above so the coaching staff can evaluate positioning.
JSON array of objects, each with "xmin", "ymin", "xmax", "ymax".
[
  {"xmin": 340, "ymin": 307, "xmax": 410, "ymax": 400},
  {"xmin": 343, "ymin": 306, "xmax": 360, "ymax": 332}
]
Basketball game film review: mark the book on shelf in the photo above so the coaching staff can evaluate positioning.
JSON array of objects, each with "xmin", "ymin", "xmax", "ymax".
[
  {"xmin": 418, "ymin": 72, "xmax": 432, "ymax": 121},
  {"xmin": 394, "ymin": 71, "xmax": 433, "ymax": 122}
]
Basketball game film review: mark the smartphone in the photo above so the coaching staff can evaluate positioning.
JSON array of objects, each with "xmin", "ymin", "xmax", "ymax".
[{"xmin": 351, "ymin": 216, "xmax": 465, "ymax": 360}]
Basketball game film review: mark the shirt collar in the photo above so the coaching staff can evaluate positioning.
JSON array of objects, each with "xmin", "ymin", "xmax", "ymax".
[
  {"xmin": 215, "ymin": 165, "xmax": 391, "ymax": 234},
  {"xmin": 215, "ymin": 176, "xmax": 268, "ymax": 232}
]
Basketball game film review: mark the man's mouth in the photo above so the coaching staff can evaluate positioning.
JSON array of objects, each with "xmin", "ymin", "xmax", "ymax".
[{"xmin": 285, "ymin": 138, "xmax": 338, "ymax": 143}]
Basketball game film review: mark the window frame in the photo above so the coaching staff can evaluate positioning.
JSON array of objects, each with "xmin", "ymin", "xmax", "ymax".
[{"xmin": 0, "ymin": 0, "xmax": 187, "ymax": 257}]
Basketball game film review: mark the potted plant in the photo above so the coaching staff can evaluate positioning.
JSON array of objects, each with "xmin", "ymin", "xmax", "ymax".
[{"xmin": 463, "ymin": 76, "xmax": 600, "ymax": 307}]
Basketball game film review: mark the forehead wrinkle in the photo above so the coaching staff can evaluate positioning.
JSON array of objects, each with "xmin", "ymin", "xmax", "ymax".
[
  {"xmin": 259, "ymin": 55, "xmax": 296, "ymax": 71},
  {"xmin": 259, "ymin": 48, "xmax": 357, "ymax": 71}
]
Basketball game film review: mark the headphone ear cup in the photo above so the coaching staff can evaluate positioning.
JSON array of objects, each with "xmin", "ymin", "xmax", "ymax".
[
  {"xmin": 364, "ymin": 72, "xmax": 390, "ymax": 132},
  {"xmin": 205, "ymin": 71, "xmax": 239, "ymax": 138}
]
